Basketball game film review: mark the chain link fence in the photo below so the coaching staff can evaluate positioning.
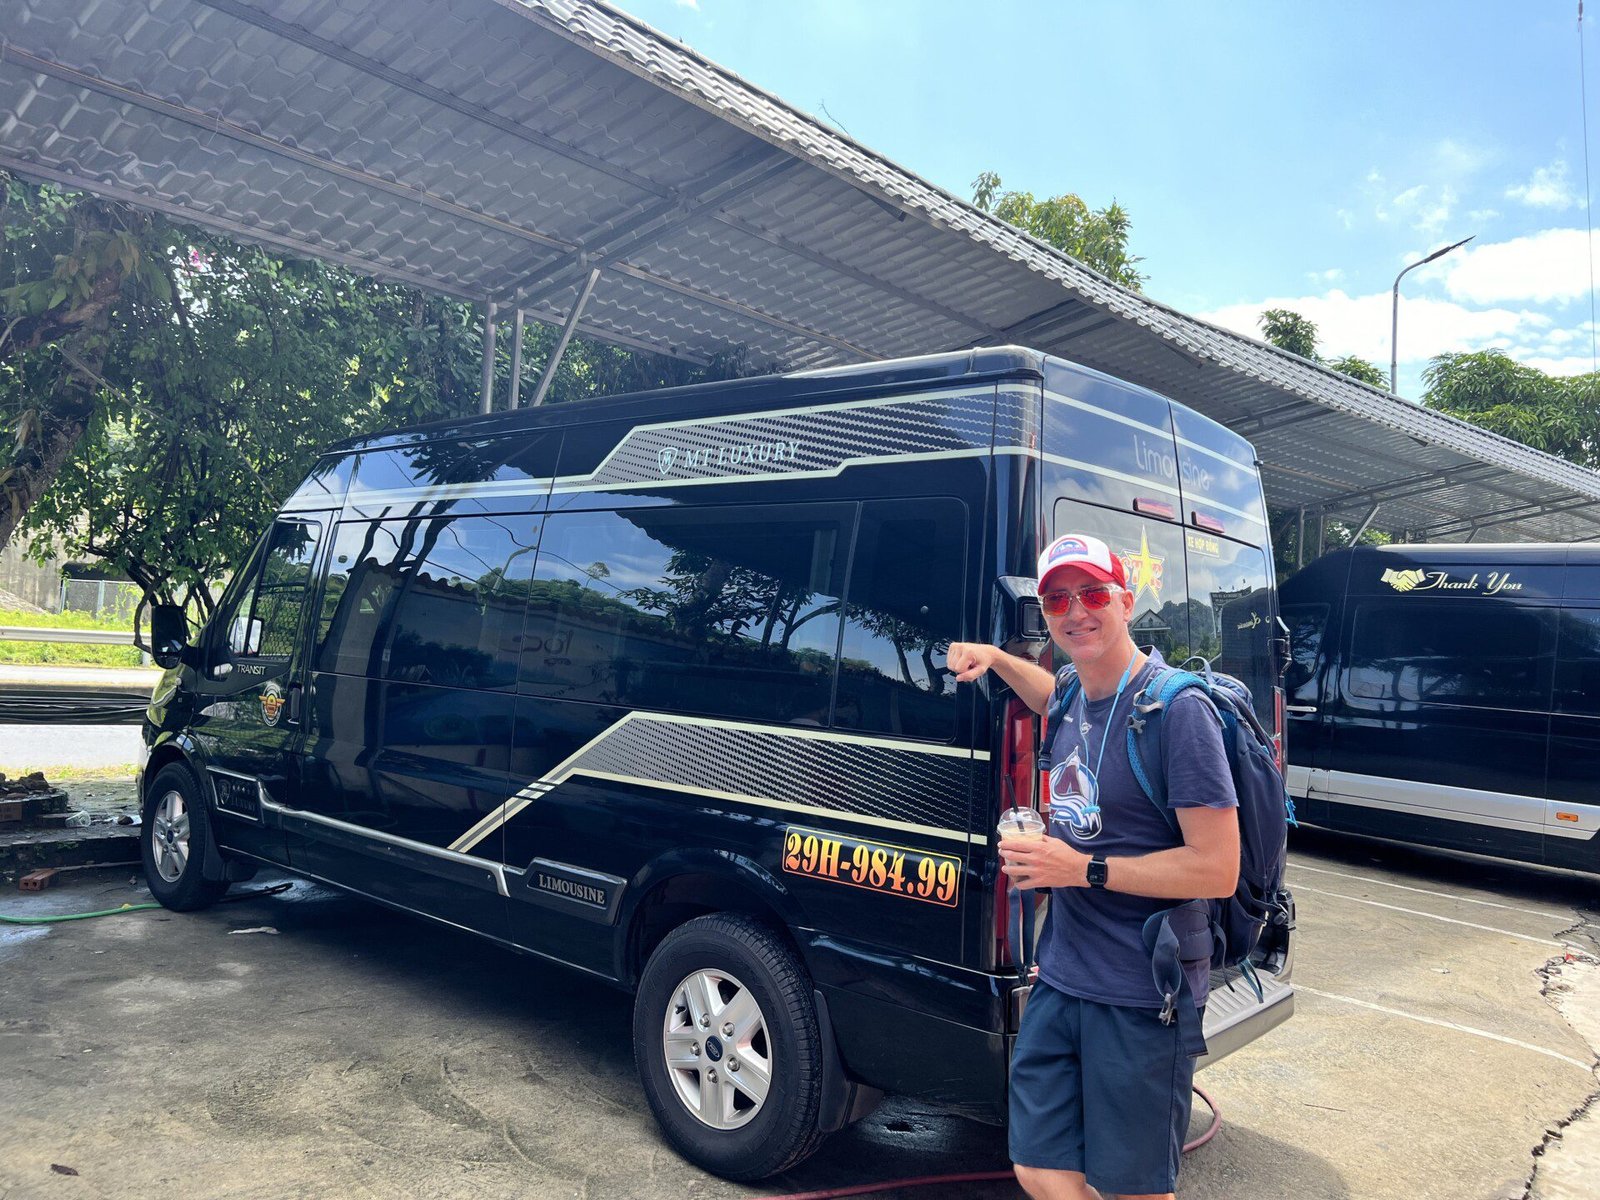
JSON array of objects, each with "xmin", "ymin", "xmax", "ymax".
[{"xmin": 60, "ymin": 578, "xmax": 142, "ymax": 623}]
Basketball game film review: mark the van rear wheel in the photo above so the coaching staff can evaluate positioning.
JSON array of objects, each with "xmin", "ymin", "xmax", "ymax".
[
  {"xmin": 141, "ymin": 765, "xmax": 228, "ymax": 912},
  {"xmin": 634, "ymin": 914, "xmax": 826, "ymax": 1181}
]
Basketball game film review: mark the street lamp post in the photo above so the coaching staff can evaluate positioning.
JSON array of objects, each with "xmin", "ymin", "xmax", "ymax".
[{"xmin": 1391, "ymin": 235, "xmax": 1474, "ymax": 394}]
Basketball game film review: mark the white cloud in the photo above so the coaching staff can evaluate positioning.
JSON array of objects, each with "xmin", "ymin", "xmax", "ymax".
[
  {"xmin": 674, "ymin": 0, "xmax": 700, "ymax": 8},
  {"xmin": 1388, "ymin": 184, "xmax": 1456, "ymax": 235},
  {"xmin": 1433, "ymin": 138, "xmax": 1491, "ymax": 178},
  {"xmin": 1506, "ymin": 160, "xmax": 1579, "ymax": 209},
  {"xmin": 1521, "ymin": 354, "xmax": 1598, "ymax": 377},
  {"xmin": 1196, "ymin": 288, "xmax": 1549, "ymax": 373},
  {"xmin": 1308, "ymin": 267, "xmax": 1344, "ymax": 284},
  {"xmin": 1440, "ymin": 228, "xmax": 1600, "ymax": 304},
  {"xmin": 1467, "ymin": 208, "xmax": 1500, "ymax": 223}
]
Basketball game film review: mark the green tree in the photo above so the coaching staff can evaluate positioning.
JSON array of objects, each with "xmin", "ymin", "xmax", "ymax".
[
  {"xmin": 1325, "ymin": 355, "xmax": 1387, "ymax": 387},
  {"xmin": 1423, "ymin": 349, "xmax": 1600, "ymax": 467},
  {"xmin": 1258, "ymin": 309, "xmax": 1319, "ymax": 360},
  {"xmin": 1256, "ymin": 307, "xmax": 1385, "ymax": 386},
  {"xmin": 2, "ymin": 173, "xmax": 768, "ymax": 613},
  {"xmin": 972, "ymin": 172, "xmax": 1144, "ymax": 290}
]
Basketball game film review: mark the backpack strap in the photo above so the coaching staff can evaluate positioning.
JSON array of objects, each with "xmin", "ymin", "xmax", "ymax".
[
  {"xmin": 1126, "ymin": 665, "xmax": 1212, "ymax": 832},
  {"xmin": 1036, "ymin": 664, "xmax": 1081, "ymax": 774}
]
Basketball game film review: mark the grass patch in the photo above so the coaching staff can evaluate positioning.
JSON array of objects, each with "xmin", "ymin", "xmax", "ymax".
[{"xmin": 0, "ymin": 605, "xmax": 144, "ymax": 668}]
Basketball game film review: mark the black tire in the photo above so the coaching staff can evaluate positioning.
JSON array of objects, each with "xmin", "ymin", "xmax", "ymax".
[
  {"xmin": 141, "ymin": 764, "xmax": 229, "ymax": 912},
  {"xmin": 633, "ymin": 914, "xmax": 827, "ymax": 1181}
]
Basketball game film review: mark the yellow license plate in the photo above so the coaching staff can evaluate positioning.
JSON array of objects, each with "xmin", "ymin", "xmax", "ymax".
[{"xmin": 781, "ymin": 826, "xmax": 961, "ymax": 907}]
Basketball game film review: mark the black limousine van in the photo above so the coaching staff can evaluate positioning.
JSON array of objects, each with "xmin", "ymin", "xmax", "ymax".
[
  {"xmin": 1283, "ymin": 542, "xmax": 1600, "ymax": 875},
  {"xmin": 139, "ymin": 347, "xmax": 1293, "ymax": 1180}
]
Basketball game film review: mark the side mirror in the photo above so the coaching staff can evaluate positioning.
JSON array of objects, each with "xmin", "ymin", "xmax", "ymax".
[{"xmin": 150, "ymin": 604, "xmax": 189, "ymax": 670}]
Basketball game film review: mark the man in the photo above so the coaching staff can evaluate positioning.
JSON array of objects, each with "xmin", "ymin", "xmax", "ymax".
[{"xmin": 947, "ymin": 532, "xmax": 1239, "ymax": 1200}]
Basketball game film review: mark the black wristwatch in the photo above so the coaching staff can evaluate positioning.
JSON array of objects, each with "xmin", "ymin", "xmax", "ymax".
[{"xmin": 1086, "ymin": 854, "xmax": 1109, "ymax": 889}]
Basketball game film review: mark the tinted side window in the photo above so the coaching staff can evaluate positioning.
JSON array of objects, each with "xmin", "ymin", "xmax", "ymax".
[
  {"xmin": 1281, "ymin": 603, "xmax": 1329, "ymax": 701},
  {"xmin": 1348, "ymin": 600, "xmax": 1554, "ymax": 710},
  {"xmin": 1555, "ymin": 609, "xmax": 1600, "ymax": 716},
  {"xmin": 523, "ymin": 505, "xmax": 849, "ymax": 723},
  {"xmin": 384, "ymin": 515, "xmax": 540, "ymax": 691},
  {"xmin": 316, "ymin": 521, "xmax": 408, "ymax": 677},
  {"xmin": 230, "ymin": 519, "xmax": 323, "ymax": 659},
  {"xmin": 835, "ymin": 498, "xmax": 964, "ymax": 740},
  {"xmin": 1183, "ymin": 537, "xmax": 1274, "ymax": 722}
]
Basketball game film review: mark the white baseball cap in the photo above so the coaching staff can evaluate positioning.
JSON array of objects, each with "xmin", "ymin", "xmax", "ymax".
[{"xmin": 1037, "ymin": 533, "xmax": 1126, "ymax": 591}]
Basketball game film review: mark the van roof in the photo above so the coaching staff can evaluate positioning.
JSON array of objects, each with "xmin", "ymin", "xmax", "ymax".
[{"xmin": 330, "ymin": 346, "xmax": 1053, "ymax": 454}]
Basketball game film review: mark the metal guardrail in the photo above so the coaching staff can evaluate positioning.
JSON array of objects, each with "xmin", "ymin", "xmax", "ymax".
[{"xmin": 0, "ymin": 625, "xmax": 137, "ymax": 645}]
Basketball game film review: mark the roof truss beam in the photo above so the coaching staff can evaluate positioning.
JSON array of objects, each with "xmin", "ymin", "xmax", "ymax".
[
  {"xmin": 196, "ymin": 0, "xmax": 675, "ymax": 203},
  {"xmin": 0, "ymin": 43, "xmax": 574, "ymax": 258}
]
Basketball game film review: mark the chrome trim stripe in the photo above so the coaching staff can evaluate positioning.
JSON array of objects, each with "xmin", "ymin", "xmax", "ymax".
[
  {"xmin": 223, "ymin": 851, "xmax": 614, "ymax": 982},
  {"xmin": 1321, "ymin": 770, "xmax": 1597, "ymax": 841},
  {"xmin": 257, "ymin": 796, "xmax": 513, "ymax": 895}
]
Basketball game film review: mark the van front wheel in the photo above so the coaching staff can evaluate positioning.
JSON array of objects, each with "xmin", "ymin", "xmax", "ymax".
[
  {"xmin": 141, "ymin": 765, "xmax": 228, "ymax": 912},
  {"xmin": 634, "ymin": 914, "xmax": 826, "ymax": 1181}
]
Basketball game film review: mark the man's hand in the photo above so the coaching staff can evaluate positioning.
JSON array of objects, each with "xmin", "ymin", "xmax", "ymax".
[
  {"xmin": 999, "ymin": 834, "xmax": 1088, "ymax": 889},
  {"xmin": 947, "ymin": 641, "xmax": 1002, "ymax": 683}
]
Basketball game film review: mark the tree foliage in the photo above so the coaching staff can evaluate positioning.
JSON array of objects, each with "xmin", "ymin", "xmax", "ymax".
[
  {"xmin": 0, "ymin": 171, "xmax": 767, "ymax": 613},
  {"xmin": 1256, "ymin": 307, "xmax": 1385, "ymax": 387},
  {"xmin": 972, "ymin": 172, "xmax": 1144, "ymax": 290},
  {"xmin": 1422, "ymin": 349, "xmax": 1600, "ymax": 467},
  {"xmin": 1257, "ymin": 309, "xmax": 1319, "ymax": 361}
]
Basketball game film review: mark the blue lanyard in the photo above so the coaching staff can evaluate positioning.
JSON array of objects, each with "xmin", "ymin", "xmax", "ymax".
[{"xmin": 1088, "ymin": 651, "xmax": 1141, "ymax": 780}]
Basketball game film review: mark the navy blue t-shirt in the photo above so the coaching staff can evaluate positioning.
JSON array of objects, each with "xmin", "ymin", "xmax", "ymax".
[{"xmin": 1035, "ymin": 654, "xmax": 1238, "ymax": 1010}]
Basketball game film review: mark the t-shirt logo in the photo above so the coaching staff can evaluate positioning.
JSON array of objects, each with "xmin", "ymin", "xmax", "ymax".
[{"xmin": 1048, "ymin": 747, "xmax": 1103, "ymax": 841}]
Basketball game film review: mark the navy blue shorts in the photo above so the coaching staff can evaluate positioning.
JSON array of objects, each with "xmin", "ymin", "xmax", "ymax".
[{"xmin": 1008, "ymin": 981, "xmax": 1196, "ymax": 1196}]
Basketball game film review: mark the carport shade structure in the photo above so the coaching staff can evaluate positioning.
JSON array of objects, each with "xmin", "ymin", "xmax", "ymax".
[{"xmin": 3, "ymin": 0, "xmax": 1597, "ymax": 543}]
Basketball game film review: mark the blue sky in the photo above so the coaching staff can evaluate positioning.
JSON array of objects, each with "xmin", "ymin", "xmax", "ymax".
[{"xmin": 614, "ymin": 0, "xmax": 1597, "ymax": 399}]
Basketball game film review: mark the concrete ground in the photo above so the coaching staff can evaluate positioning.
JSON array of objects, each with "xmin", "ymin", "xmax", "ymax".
[{"xmin": 1, "ymin": 830, "xmax": 1596, "ymax": 1200}]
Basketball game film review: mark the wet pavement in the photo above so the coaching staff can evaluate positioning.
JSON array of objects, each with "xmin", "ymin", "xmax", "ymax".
[{"xmin": 0, "ymin": 829, "xmax": 1595, "ymax": 1200}]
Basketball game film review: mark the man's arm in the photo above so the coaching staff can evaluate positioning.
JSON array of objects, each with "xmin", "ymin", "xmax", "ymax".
[
  {"xmin": 999, "ymin": 691, "xmax": 1242, "ymax": 898},
  {"xmin": 946, "ymin": 642, "xmax": 1056, "ymax": 716},
  {"xmin": 998, "ymin": 806, "xmax": 1239, "ymax": 899}
]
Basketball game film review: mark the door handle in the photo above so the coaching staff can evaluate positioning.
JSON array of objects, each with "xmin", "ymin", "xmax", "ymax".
[
  {"xmin": 286, "ymin": 683, "xmax": 304, "ymax": 724},
  {"xmin": 1285, "ymin": 704, "xmax": 1317, "ymax": 715}
]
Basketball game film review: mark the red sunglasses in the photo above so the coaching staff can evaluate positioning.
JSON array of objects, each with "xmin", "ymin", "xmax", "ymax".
[{"xmin": 1039, "ymin": 584, "xmax": 1122, "ymax": 616}]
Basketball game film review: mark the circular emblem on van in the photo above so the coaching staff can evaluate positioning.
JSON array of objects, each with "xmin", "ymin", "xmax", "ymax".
[
  {"xmin": 260, "ymin": 682, "xmax": 286, "ymax": 727},
  {"xmin": 704, "ymin": 1036, "xmax": 724, "ymax": 1062}
]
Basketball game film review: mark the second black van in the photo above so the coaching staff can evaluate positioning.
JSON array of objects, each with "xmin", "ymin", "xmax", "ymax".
[{"xmin": 1282, "ymin": 542, "xmax": 1600, "ymax": 875}]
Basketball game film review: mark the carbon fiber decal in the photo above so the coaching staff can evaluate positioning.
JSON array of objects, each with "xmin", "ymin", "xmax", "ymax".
[
  {"xmin": 450, "ymin": 713, "xmax": 985, "ymax": 852},
  {"xmin": 560, "ymin": 386, "xmax": 998, "ymax": 489}
]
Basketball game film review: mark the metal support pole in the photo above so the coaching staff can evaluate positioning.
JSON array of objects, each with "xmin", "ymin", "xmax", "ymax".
[
  {"xmin": 531, "ymin": 268, "xmax": 603, "ymax": 408},
  {"xmin": 1350, "ymin": 503, "xmax": 1381, "ymax": 545},
  {"xmin": 507, "ymin": 306, "xmax": 527, "ymax": 409},
  {"xmin": 479, "ymin": 300, "xmax": 498, "ymax": 415},
  {"xmin": 1316, "ymin": 512, "xmax": 1326, "ymax": 558},
  {"xmin": 1296, "ymin": 508, "xmax": 1306, "ymax": 570}
]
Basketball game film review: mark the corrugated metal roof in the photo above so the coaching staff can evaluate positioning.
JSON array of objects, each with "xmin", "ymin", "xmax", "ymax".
[{"xmin": 1, "ymin": 0, "xmax": 1594, "ymax": 543}]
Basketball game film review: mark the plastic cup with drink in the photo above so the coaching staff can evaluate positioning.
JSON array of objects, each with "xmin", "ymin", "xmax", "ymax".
[{"xmin": 997, "ymin": 807, "xmax": 1046, "ymax": 842}]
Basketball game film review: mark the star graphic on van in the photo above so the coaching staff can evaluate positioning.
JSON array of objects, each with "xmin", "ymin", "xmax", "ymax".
[{"xmin": 1120, "ymin": 527, "xmax": 1165, "ymax": 605}]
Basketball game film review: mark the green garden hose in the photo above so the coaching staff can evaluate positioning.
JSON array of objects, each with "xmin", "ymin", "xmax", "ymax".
[{"xmin": 0, "ymin": 902, "xmax": 163, "ymax": 924}]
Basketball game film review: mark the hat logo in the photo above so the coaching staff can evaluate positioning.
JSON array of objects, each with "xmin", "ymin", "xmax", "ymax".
[{"xmin": 1048, "ymin": 537, "xmax": 1089, "ymax": 563}]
